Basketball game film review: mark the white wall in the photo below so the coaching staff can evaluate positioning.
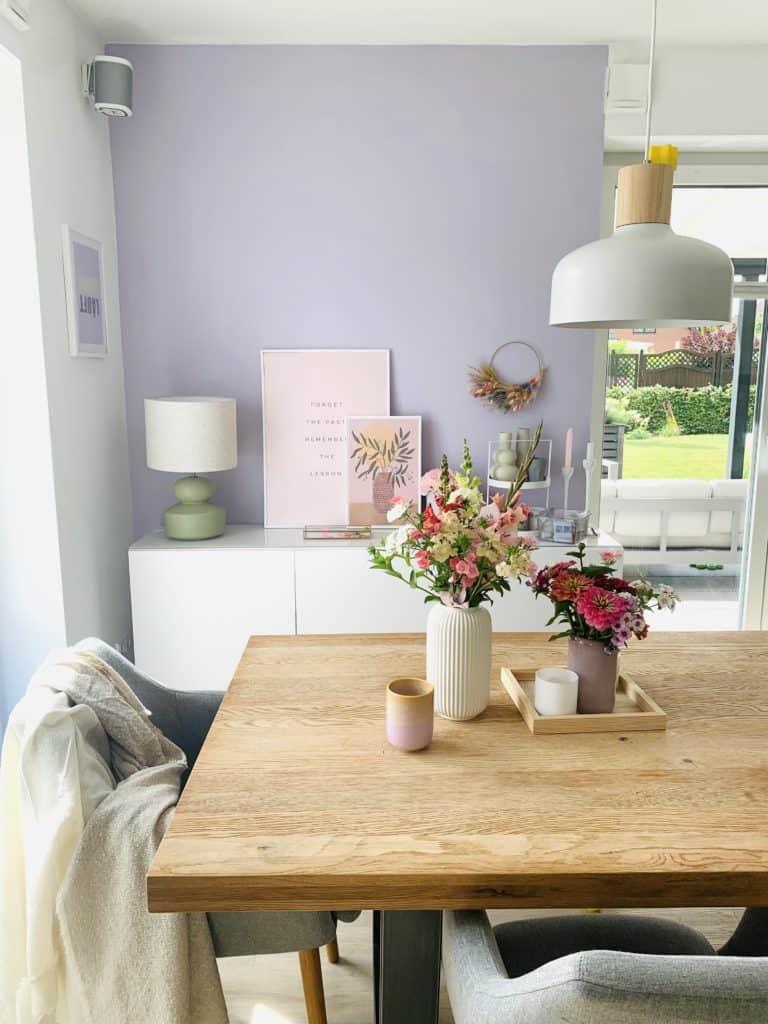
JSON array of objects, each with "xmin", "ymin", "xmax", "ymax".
[
  {"xmin": 606, "ymin": 45, "xmax": 768, "ymax": 152},
  {"xmin": 0, "ymin": 45, "xmax": 67, "ymax": 723},
  {"xmin": 0, "ymin": 0, "xmax": 133, "ymax": 720}
]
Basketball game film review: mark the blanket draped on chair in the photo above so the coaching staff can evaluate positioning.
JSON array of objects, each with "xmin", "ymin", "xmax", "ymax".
[{"xmin": 1, "ymin": 648, "xmax": 228, "ymax": 1024}]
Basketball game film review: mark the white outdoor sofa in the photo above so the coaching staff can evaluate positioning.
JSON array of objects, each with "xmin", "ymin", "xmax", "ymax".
[{"xmin": 600, "ymin": 467, "xmax": 747, "ymax": 565}]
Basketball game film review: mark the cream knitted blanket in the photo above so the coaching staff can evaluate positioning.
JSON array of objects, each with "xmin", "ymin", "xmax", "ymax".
[{"xmin": 46, "ymin": 650, "xmax": 227, "ymax": 1024}]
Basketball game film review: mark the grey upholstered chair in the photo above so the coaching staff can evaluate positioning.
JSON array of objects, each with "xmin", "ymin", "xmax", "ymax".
[
  {"xmin": 443, "ymin": 909, "xmax": 768, "ymax": 1023},
  {"xmin": 79, "ymin": 638, "xmax": 358, "ymax": 1024}
]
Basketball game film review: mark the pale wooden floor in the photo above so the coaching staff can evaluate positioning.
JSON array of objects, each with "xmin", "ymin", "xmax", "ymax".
[{"xmin": 218, "ymin": 907, "xmax": 743, "ymax": 1024}]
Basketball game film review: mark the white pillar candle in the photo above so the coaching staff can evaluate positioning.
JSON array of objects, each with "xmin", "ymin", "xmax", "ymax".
[
  {"xmin": 534, "ymin": 667, "xmax": 579, "ymax": 716},
  {"xmin": 564, "ymin": 427, "xmax": 574, "ymax": 469}
]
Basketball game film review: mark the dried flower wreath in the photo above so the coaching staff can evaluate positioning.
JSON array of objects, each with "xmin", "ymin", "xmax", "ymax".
[{"xmin": 468, "ymin": 340, "xmax": 545, "ymax": 412}]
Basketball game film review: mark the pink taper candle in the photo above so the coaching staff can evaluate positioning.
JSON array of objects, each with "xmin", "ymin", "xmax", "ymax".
[{"xmin": 564, "ymin": 427, "xmax": 574, "ymax": 469}]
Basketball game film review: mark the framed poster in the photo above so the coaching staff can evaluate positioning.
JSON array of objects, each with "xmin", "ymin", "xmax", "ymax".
[
  {"xmin": 346, "ymin": 416, "xmax": 421, "ymax": 527},
  {"xmin": 62, "ymin": 226, "xmax": 107, "ymax": 357},
  {"xmin": 261, "ymin": 349, "xmax": 390, "ymax": 527}
]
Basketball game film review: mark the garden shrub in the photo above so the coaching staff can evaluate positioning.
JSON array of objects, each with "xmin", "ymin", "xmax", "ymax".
[
  {"xmin": 605, "ymin": 395, "xmax": 649, "ymax": 432},
  {"xmin": 616, "ymin": 385, "xmax": 756, "ymax": 435}
]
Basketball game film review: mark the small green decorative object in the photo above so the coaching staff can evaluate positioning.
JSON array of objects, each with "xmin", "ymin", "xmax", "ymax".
[{"xmin": 164, "ymin": 475, "xmax": 226, "ymax": 541}]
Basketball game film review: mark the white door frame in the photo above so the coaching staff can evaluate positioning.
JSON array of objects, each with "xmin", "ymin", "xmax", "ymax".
[
  {"xmin": 740, "ymin": 283, "xmax": 768, "ymax": 627},
  {"xmin": 592, "ymin": 159, "xmax": 768, "ymax": 627}
]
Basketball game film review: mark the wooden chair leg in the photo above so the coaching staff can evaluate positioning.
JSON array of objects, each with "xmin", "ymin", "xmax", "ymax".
[
  {"xmin": 298, "ymin": 947, "xmax": 328, "ymax": 1024},
  {"xmin": 325, "ymin": 937, "xmax": 339, "ymax": 963}
]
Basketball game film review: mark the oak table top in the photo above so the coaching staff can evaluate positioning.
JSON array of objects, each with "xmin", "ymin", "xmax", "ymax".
[{"xmin": 148, "ymin": 632, "xmax": 768, "ymax": 913}]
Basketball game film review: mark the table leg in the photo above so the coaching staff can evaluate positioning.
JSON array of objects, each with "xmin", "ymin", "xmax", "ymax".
[
  {"xmin": 373, "ymin": 910, "xmax": 381, "ymax": 1024},
  {"xmin": 376, "ymin": 910, "xmax": 442, "ymax": 1024}
]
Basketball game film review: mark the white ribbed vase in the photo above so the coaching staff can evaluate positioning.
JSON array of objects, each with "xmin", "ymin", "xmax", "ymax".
[{"xmin": 426, "ymin": 604, "xmax": 492, "ymax": 721}]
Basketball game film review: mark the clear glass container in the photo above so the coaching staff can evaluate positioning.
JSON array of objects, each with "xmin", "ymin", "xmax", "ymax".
[{"xmin": 539, "ymin": 508, "xmax": 590, "ymax": 544}]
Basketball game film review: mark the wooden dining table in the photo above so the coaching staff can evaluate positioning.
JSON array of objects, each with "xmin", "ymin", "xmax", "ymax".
[{"xmin": 148, "ymin": 631, "xmax": 768, "ymax": 1023}]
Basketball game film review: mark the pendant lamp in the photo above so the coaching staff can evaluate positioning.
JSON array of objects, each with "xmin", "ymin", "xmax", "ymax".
[{"xmin": 549, "ymin": 0, "xmax": 733, "ymax": 329}]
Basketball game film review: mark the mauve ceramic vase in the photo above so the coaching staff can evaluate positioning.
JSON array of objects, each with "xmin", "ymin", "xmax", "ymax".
[
  {"xmin": 427, "ymin": 604, "xmax": 492, "ymax": 720},
  {"xmin": 568, "ymin": 638, "xmax": 618, "ymax": 714}
]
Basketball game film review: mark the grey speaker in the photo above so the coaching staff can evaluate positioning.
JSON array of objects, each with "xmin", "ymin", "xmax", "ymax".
[{"xmin": 83, "ymin": 56, "xmax": 133, "ymax": 118}]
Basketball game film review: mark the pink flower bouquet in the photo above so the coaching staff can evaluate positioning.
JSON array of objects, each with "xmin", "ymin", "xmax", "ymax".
[
  {"xmin": 370, "ymin": 440, "xmax": 537, "ymax": 609},
  {"xmin": 530, "ymin": 543, "xmax": 678, "ymax": 651}
]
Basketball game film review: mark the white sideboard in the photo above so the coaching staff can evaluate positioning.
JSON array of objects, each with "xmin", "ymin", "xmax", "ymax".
[{"xmin": 129, "ymin": 526, "xmax": 623, "ymax": 691}]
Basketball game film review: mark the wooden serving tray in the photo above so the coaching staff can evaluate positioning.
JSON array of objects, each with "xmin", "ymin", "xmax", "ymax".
[{"xmin": 500, "ymin": 667, "xmax": 667, "ymax": 735}]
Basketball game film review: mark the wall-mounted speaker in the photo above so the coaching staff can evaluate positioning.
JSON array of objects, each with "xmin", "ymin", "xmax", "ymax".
[{"xmin": 82, "ymin": 56, "xmax": 133, "ymax": 118}]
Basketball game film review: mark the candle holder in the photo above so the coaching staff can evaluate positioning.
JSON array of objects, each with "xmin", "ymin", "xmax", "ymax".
[
  {"xmin": 561, "ymin": 466, "xmax": 575, "ymax": 510},
  {"xmin": 582, "ymin": 456, "xmax": 596, "ymax": 514}
]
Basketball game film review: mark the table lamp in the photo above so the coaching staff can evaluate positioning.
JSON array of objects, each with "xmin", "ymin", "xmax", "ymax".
[{"xmin": 145, "ymin": 396, "xmax": 237, "ymax": 540}]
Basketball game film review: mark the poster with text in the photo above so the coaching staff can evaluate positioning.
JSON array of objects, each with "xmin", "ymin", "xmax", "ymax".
[
  {"xmin": 346, "ymin": 416, "xmax": 422, "ymax": 526},
  {"xmin": 262, "ymin": 349, "xmax": 390, "ymax": 527}
]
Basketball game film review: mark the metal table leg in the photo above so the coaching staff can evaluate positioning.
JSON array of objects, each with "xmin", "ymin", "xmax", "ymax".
[{"xmin": 376, "ymin": 910, "xmax": 442, "ymax": 1024}]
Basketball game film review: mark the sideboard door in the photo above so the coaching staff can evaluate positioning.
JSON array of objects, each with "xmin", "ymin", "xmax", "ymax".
[{"xmin": 130, "ymin": 549, "xmax": 295, "ymax": 690}]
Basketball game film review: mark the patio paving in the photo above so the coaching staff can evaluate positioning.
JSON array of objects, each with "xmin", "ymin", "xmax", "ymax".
[{"xmin": 623, "ymin": 564, "xmax": 740, "ymax": 631}]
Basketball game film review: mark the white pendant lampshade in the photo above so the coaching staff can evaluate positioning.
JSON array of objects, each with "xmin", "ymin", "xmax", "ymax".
[
  {"xmin": 145, "ymin": 396, "xmax": 237, "ymax": 473},
  {"xmin": 550, "ymin": 163, "xmax": 733, "ymax": 329}
]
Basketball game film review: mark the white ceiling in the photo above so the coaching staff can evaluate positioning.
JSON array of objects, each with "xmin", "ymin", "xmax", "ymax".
[{"xmin": 68, "ymin": 0, "xmax": 768, "ymax": 47}]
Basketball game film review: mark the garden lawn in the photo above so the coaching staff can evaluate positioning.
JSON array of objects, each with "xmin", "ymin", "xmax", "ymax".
[{"xmin": 622, "ymin": 433, "xmax": 751, "ymax": 480}]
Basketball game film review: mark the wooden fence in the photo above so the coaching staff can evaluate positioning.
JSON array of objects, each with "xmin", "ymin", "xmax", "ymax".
[{"xmin": 608, "ymin": 349, "xmax": 758, "ymax": 392}]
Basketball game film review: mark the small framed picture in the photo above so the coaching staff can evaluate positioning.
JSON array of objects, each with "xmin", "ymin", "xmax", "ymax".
[
  {"xmin": 345, "ymin": 415, "xmax": 422, "ymax": 527},
  {"xmin": 62, "ymin": 226, "xmax": 107, "ymax": 357}
]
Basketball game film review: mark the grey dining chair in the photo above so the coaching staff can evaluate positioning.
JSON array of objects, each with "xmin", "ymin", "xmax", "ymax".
[
  {"xmin": 79, "ymin": 638, "xmax": 358, "ymax": 1024},
  {"xmin": 443, "ymin": 909, "xmax": 768, "ymax": 1024}
]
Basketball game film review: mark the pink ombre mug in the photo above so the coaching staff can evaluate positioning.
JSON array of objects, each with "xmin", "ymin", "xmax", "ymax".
[{"xmin": 386, "ymin": 677, "xmax": 434, "ymax": 752}]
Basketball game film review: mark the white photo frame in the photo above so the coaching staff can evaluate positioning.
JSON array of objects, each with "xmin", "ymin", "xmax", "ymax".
[
  {"xmin": 62, "ymin": 226, "xmax": 107, "ymax": 357},
  {"xmin": 261, "ymin": 349, "xmax": 390, "ymax": 528}
]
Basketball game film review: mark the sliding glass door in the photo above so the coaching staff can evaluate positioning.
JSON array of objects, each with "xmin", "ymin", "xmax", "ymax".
[{"xmin": 595, "ymin": 163, "xmax": 768, "ymax": 631}]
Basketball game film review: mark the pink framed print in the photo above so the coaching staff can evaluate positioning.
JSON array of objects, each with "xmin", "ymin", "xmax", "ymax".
[
  {"xmin": 261, "ymin": 349, "xmax": 390, "ymax": 527},
  {"xmin": 346, "ymin": 415, "xmax": 421, "ymax": 526}
]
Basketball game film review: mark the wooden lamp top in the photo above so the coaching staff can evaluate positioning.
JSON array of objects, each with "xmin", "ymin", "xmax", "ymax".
[{"xmin": 615, "ymin": 162, "xmax": 674, "ymax": 228}]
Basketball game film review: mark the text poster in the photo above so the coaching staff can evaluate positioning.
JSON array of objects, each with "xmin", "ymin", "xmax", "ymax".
[{"xmin": 261, "ymin": 349, "xmax": 390, "ymax": 527}]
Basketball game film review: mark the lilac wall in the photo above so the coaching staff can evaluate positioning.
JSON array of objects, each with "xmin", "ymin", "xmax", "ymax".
[{"xmin": 109, "ymin": 45, "xmax": 606, "ymax": 537}]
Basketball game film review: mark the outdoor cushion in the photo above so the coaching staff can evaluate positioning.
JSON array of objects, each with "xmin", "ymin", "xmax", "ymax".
[{"xmin": 613, "ymin": 479, "xmax": 711, "ymax": 538}]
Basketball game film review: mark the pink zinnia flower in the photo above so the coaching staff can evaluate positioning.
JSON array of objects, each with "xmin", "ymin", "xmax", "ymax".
[
  {"xmin": 576, "ymin": 586, "xmax": 632, "ymax": 632},
  {"xmin": 600, "ymin": 550, "xmax": 620, "ymax": 566}
]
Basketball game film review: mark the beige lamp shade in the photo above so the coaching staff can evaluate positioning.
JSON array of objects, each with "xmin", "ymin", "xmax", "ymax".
[{"xmin": 145, "ymin": 397, "xmax": 237, "ymax": 473}]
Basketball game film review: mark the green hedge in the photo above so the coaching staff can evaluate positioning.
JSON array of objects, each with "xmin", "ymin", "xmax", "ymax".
[{"xmin": 614, "ymin": 385, "xmax": 755, "ymax": 435}]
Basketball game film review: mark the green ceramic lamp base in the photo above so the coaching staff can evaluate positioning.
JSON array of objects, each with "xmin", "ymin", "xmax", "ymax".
[{"xmin": 164, "ymin": 475, "xmax": 226, "ymax": 541}]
